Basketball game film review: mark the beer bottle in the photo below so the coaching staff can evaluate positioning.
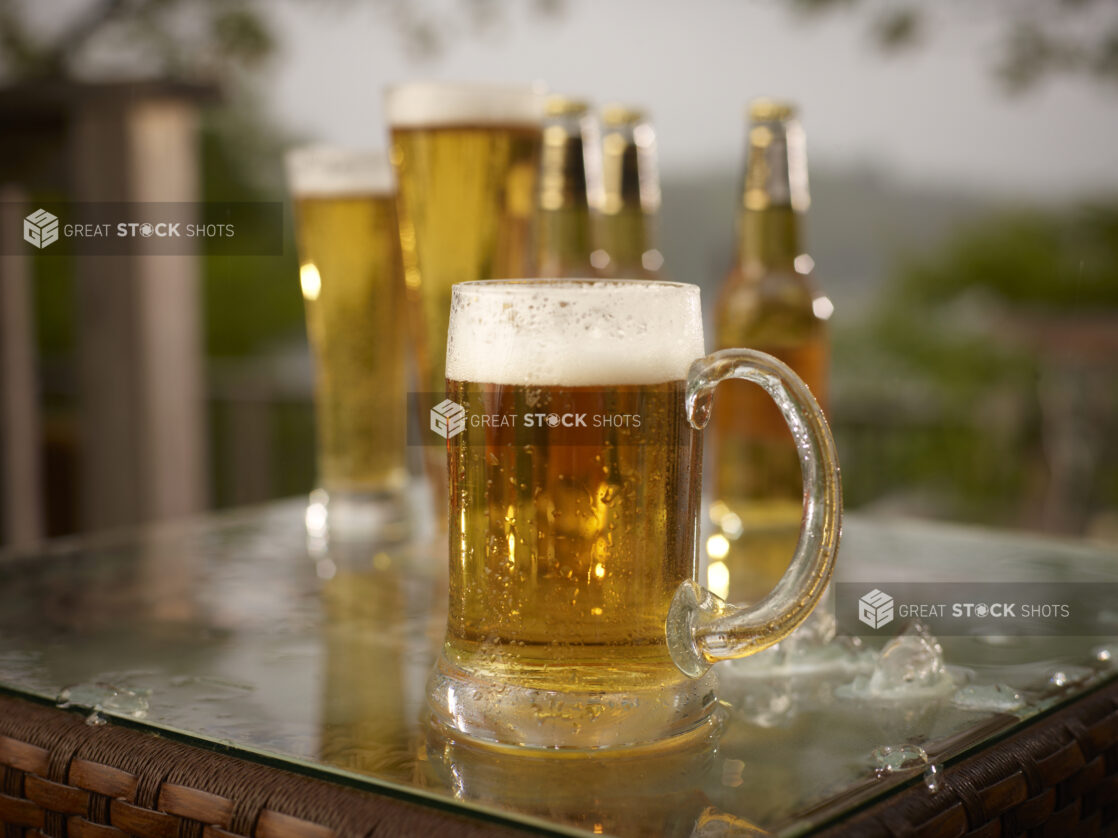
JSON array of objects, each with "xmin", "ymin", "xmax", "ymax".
[
  {"xmin": 710, "ymin": 99, "xmax": 833, "ymax": 602},
  {"xmin": 593, "ymin": 105, "xmax": 663, "ymax": 278},
  {"xmin": 537, "ymin": 96, "xmax": 600, "ymax": 277}
]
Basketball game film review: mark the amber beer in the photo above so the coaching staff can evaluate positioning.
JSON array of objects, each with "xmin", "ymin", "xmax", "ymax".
[
  {"xmin": 384, "ymin": 83, "xmax": 545, "ymax": 400},
  {"xmin": 287, "ymin": 148, "xmax": 408, "ymax": 499},
  {"xmin": 445, "ymin": 378, "xmax": 698, "ymax": 690},
  {"xmin": 711, "ymin": 100, "xmax": 831, "ymax": 600}
]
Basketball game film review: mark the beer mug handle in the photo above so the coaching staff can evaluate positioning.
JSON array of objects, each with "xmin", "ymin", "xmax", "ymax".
[{"xmin": 666, "ymin": 348, "xmax": 842, "ymax": 678}]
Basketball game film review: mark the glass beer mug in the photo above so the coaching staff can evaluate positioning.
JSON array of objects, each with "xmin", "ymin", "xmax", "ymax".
[{"xmin": 428, "ymin": 279, "xmax": 841, "ymax": 749}]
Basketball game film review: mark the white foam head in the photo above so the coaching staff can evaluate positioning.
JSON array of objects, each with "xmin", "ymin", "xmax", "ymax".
[
  {"xmin": 384, "ymin": 81, "xmax": 546, "ymax": 128},
  {"xmin": 285, "ymin": 146, "xmax": 394, "ymax": 197},
  {"xmin": 447, "ymin": 280, "xmax": 705, "ymax": 386}
]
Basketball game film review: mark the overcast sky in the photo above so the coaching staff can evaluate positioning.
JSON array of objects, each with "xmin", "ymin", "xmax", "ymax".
[{"xmin": 266, "ymin": 0, "xmax": 1118, "ymax": 200}]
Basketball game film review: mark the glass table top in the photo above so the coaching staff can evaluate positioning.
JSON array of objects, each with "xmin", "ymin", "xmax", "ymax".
[{"xmin": 1, "ymin": 501, "xmax": 1116, "ymax": 837}]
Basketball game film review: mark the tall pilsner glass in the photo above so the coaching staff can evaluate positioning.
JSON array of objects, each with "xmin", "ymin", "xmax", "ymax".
[
  {"xmin": 384, "ymin": 82, "xmax": 545, "ymax": 509},
  {"xmin": 286, "ymin": 148, "xmax": 409, "ymax": 538}
]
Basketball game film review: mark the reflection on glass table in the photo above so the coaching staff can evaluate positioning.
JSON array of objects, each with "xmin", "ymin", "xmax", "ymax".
[{"xmin": 0, "ymin": 501, "xmax": 1115, "ymax": 837}]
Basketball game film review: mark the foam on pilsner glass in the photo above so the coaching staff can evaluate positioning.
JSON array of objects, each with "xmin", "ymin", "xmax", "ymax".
[
  {"xmin": 285, "ymin": 147, "xmax": 394, "ymax": 197},
  {"xmin": 384, "ymin": 82, "xmax": 546, "ymax": 128},
  {"xmin": 446, "ymin": 280, "xmax": 706, "ymax": 386}
]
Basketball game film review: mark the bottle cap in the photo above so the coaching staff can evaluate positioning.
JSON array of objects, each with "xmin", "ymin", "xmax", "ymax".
[
  {"xmin": 749, "ymin": 98, "xmax": 797, "ymax": 123},
  {"xmin": 545, "ymin": 96, "xmax": 591, "ymax": 117},
  {"xmin": 601, "ymin": 104, "xmax": 647, "ymax": 126}
]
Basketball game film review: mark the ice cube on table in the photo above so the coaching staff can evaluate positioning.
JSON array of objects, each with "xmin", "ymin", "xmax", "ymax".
[
  {"xmin": 867, "ymin": 621, "xmax": 950, "ymax": 696},
  {"xmin": 838, "ymin": 620, "xmax": 957, "ymax": 702}
]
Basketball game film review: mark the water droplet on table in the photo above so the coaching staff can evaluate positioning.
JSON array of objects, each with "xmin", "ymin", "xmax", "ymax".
[
  {"xmin": 1047, "ymin": 666, "xmax": 1093, "ymax": 690},
  {"xmin": 55, "ymin": 682, "xmax": 150, "ymax": 719},
  {"xmin": 952, "ymin": 683, "xmax": 1024, "ymax": 713},
  {"xmin": 871, "ymin": 744, "xmax": 928, "ymax": 777},
  {"xmin": 924, "ymin": 764, "xmax": 943, "ymax": 793}
]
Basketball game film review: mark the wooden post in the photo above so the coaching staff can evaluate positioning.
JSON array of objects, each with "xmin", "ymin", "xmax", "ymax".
[
  {"xmin": 0, "ymin": 185, "xmax": 45, "ymax": 548},
  {"xmin": 70, "ymin": 91, "xmax": 209, "ymax": 530}
]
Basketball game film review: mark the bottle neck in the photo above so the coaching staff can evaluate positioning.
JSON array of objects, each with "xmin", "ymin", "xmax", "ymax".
[
  {"xmin": 538, "ymin": 114, "xmax": 596, "ymax": 275},
  {"xmin": 598, "ymin": 207, "xmax": 653, "ymax": 271},
  {"xmin": 538, "ymin": 205, "xmax": 595, "ymax": 276},
  {"xmin": 598, "ymin": 117, "xmax": 660, "ymax": 276},
  {"xmin": 734, "ymin": 114, "xmax": 809, "ymax": 275},
  {"xmin": 600, "ymin": 122, "xmax": 659, "ymax": 216},
  {"xmin": 540, "ymin": 125, "xmax": 591, "ymax": 213},
  {"xmin": 737, "ymin": 206, "xmax": 801, "ymax": 272}
]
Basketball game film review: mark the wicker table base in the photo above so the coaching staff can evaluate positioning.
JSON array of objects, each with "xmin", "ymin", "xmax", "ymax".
[
  {"xmin": 816, "ymin": 678, "xmax": 1118, "ymax": 837},
  {"xmin": 0, "ymin": 694, "xmax": 534, "ymax": 838},
  {"xmin": 4, "ymin": 681, "xmax": 1118, "ymax": 837}
]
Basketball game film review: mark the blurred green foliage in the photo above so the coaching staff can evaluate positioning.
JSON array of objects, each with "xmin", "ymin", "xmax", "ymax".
[
  {"xmin": 894, "ymin": 206, "xmax": 1118, "ymax": 310},
  {"xmin": 30, "ymin": 205, "xmax": 74, "ymax": 357},
  {"xmin": 200, "ymin": 99, "xmax": 303, "ymax": 357},
  {"xmin": 836, "ymin": 202, "xmax": 1118, "ymax": 530}
]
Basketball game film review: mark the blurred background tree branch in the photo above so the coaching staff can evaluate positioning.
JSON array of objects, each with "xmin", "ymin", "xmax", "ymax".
[
  {"xmin": 792, "ymin": 0, "xmax": 1118, "ymax": 92},
  {"xmin": 0, "ymin": 0, "xmax": 565, "ymax": 82}
]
